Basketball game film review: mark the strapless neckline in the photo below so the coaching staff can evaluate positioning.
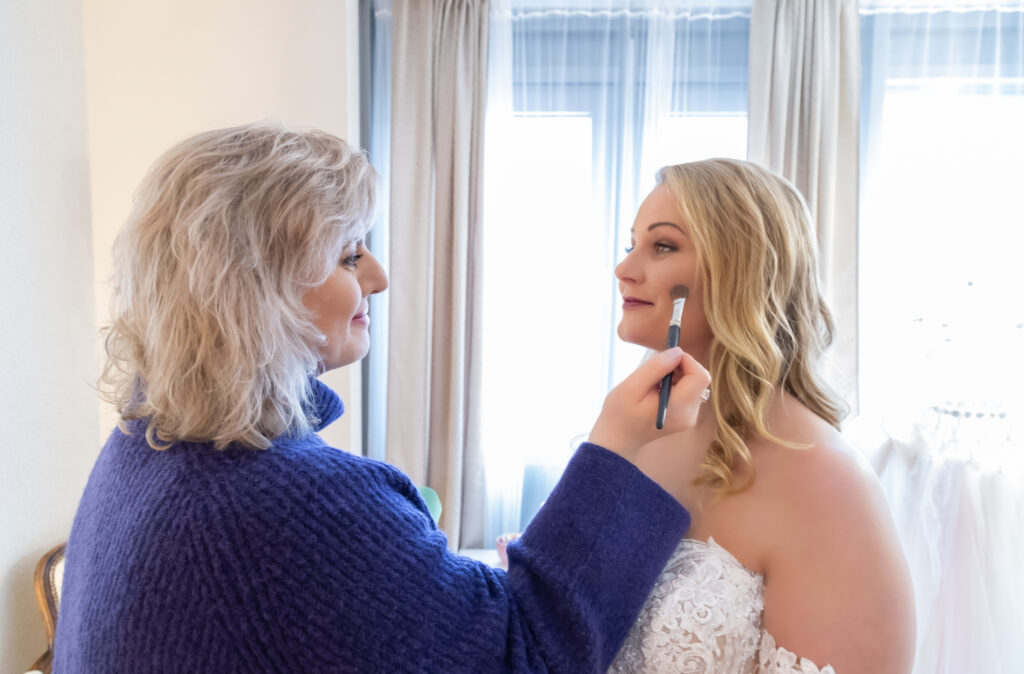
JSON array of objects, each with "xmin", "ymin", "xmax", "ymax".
[{"xmin": 609, "ymin": 535, "xmax": 835, "ymax": 673}]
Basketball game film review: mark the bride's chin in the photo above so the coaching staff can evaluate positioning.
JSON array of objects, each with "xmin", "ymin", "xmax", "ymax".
[{"xmin": 617, "ymin": 327, "xmax": 659, "ymax": 351}]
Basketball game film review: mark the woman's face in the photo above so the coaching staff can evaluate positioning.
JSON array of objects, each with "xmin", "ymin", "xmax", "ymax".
[
  {"xmin": 303, "ymin": 240, "xmax": 388, "ymax": 371},
  {"xmin": 616, "ymin": 183, "xmax": 713, "ymax": 364}
]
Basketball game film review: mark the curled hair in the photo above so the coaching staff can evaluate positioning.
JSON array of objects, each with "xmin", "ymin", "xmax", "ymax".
[
  {"xmin": 101, "ymin": 122, "xmax": 375, "ymax": 450},
  {"xmin": 657, "ymin": 159, "xmax": 847, "ymax": 494}
]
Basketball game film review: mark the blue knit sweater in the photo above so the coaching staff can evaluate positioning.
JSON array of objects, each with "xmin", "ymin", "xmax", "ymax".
[{"xmin": 54, "ymin": 379, "xmax": 689, "ymax": 673}]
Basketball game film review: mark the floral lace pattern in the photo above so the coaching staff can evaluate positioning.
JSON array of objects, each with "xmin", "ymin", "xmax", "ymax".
[
  {"xmin": 609, "ymin": 538, "xmax": 835, "ymax": 673},
  {"xmin": 758, "ymin": 631, "xmax": 836, "ymax": 673}
]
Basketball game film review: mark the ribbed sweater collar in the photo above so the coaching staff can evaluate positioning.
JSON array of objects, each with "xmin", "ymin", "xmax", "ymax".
[
  {"xmin": 309, "ymin": 376, "xmax": 344, "ymax": 431},
  {"xmin": 121, "ymin": 377, "xmax": 344, "ymax": 442}
]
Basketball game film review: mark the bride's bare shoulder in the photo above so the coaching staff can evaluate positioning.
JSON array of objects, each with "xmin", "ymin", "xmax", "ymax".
[
  {"xmin": 748, "ymin": 395, "xmax": 915, "ymax": 673},
  {"xmin": 749, "ymin": 395, "xmax": 876, "ymax": 504},
  {"xmin": 749, "ymin": 394, "xmax": 899, "ymax": 582}
]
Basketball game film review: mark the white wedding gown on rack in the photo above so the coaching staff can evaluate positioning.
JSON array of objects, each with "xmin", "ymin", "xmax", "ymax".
[
  {"xmin": 868, "ymin": 410, "xmax": 1024, "ymax": 674},
  {"xmin": 609, "ymin": 537, "xmax": 835, "ymax": 674}
]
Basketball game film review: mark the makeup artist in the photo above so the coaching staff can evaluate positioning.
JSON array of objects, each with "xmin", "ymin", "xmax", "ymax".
[{"xmin": 53, "ymin": 122, "xmax": 710, "ymax": 673}]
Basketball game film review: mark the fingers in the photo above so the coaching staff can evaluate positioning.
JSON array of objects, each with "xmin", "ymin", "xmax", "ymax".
[
  {"xmin": 668, "ymin": 351, "xmax": 711, "ymax": 401},
  {"xmin": 621, "ymin": 348, "xmax": 710, "ymax": 403},
  {"xmin": 656, "ymin": 351, "xmax": 711, "ymax": 433},
  {"xmin": 590, "ymin": 347, "xmax": 711, "ymax": 457},
  {"xmin": 618, "ymin": 347, "xmax": 686, "ymax": 400}
]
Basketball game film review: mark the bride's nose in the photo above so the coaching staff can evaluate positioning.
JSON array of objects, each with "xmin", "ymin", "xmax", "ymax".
[{"xmin": 615, "ymin": 250, "xmax": 642, "ymax": 285}]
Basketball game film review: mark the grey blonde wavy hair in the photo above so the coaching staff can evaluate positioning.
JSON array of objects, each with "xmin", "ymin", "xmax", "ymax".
[
  {"xmin": 657, "ymin": 158, "xmax": 847, "ymax": 494},
  {"xmin": 101, "ymin": 122, "xmax": 375, "ymax": 450}
]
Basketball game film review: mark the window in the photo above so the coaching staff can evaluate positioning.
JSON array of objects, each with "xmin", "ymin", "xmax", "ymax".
[
  {"xmin": 858, "ymin": 3, "xmax": 1024, "ymax": 428},
  {"xmin": 481, "ymin": 2, "xmax": 751, "ymax": 540}
]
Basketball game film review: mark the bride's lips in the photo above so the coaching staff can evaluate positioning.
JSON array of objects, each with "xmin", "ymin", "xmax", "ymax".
[{"xmin": 622, "ymin": 296, "xmax": 654, "ymax": 309}]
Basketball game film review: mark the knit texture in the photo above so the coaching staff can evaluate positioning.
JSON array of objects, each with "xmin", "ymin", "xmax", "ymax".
[{"xmin": 53, "ymin": 379, "xmax": 689, "ymax": 673}]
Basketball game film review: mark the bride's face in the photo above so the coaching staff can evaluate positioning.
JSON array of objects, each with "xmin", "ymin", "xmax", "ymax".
[{"xmin": 615, "ymin": 184, "xmax": 712, "ymax": 363}]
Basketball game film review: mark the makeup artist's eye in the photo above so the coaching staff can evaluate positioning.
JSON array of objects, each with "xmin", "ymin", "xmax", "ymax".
[
  {"xmin": 340, "ymin": 246, "xmax": 363, "ymax": 269},
  {"xmin": 340, "ymin": 254, "xmax": 362, "ymax": 269},
  {"xmin": 340, "ymin": 242, "xmax": 365, "ymax": 269}
]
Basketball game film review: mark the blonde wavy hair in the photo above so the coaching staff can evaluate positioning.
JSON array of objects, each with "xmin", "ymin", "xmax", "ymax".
[
  {"xmin": 101, "ymin": 122, "xmax": 375, "ymax": 450},
  {"xmin": 657, "ymin": 158, "xmax": 847, "ymax": 494}
]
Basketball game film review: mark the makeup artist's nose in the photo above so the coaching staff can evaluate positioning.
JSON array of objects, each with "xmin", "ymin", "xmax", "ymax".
[{"xmin": 362, "ymin": 251, "xmax": 389, "ymax": 296}]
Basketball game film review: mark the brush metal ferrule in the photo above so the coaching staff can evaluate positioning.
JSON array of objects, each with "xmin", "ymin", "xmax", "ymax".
[{"xmin": 669, "ymin": 297, "xmax": 686, "ymax": 328}]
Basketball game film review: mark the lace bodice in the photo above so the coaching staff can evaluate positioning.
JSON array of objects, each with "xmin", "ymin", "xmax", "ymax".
[{"xmin": 609, "ymin": 538, "xmax": 836, "ymax": 673}]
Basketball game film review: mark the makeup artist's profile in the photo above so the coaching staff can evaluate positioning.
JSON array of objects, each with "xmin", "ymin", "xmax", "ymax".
[{"xmin": 52, "ymin": 121, "xmax": 712, "ymax": 672}]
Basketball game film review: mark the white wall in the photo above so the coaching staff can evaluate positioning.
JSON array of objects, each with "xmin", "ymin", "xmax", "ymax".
[
  {"xmin": 82, "ymin": 0, "xmax": 363, "ymax": 449},
  {"xmin": 1, "ymin": 1, "xmax": 361, "ymax": 667},
  {"xmin": 0, "ymin": 0, "xmax": 98, "ymax": 667}
]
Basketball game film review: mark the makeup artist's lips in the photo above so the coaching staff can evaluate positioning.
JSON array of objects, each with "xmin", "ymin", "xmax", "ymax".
[
  {"xmin": 352, "ymin": 310, "xmax": 369, "ymax": 325},
  {"xmin": 622, "ymin": 296, "xmax": 655, "ymax": 310}
]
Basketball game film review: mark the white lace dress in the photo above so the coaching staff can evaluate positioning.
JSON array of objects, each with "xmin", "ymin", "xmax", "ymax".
[{"xmin": 609, "ymin": 538, "xmax": 836, "ymax": 673}]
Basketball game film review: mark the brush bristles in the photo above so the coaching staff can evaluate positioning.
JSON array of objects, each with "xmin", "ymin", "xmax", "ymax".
[{"xmin": 670, "ymin": 284, "xmax": 690, "ymax": 301}]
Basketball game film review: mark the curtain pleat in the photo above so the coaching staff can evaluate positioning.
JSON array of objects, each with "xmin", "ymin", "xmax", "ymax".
[
  {"xmin": 747, "ymin": 0, "xmax": 860, "ymax": 411},
  {"xmin": 388, "ymin": 0, "xmax": 489, "ymax": 550}
]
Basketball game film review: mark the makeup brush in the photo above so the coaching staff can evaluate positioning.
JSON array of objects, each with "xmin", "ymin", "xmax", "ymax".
[{"xmin": 656, "ymin": 284, "xmax": 690, "ymax": 430}]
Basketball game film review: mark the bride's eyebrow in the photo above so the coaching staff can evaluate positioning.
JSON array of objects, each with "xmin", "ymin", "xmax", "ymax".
[
  {"xmin": 647, "ymin": 222, "xmax": 685, "ymax": 234},
  {"xmin": 628, "ymin": 222, "xmax": 688, "ymax": 237}
]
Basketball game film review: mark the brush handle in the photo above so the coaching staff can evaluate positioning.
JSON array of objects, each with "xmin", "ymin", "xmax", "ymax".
[{"xmin": 656, "ymin": 324, "xmax": 681, "ymax": 429}]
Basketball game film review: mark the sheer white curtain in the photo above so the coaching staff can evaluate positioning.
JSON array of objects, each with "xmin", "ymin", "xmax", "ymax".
[
  {"xmin": 859, "ymin": 0, "xmax": 1024, "ymax": 425},
  {"xmin": 857, "ymin": 2, "xmax": 1024, "ymax": 671},
  {"xmin": 480, "ymin": 0, "xmax": 751, "ymax": 545}
]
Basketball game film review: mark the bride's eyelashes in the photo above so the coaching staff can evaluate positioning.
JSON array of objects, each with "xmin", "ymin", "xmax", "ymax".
[{"xmin": 623, "ymin": 241, "xmax": 678, "ymax": 256}]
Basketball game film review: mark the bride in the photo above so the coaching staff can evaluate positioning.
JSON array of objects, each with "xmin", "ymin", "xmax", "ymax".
[{"xmin": 608, "ymin": 159, "xmax": 915, "ymax": 673}]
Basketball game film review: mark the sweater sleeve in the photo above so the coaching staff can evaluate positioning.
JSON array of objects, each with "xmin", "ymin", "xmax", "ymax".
[
  {"xmin": 506, "ymin": 443, "xmax": 691, "ymax": 670},
  {"xmin": 199, "ymin": 441, "xmax": 689, "ymax": 673}
]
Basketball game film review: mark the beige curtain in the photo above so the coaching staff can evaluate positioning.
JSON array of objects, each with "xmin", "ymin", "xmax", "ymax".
[
  {"xmin": 747, "ymin": 0, "xmax": 861, "ymax": 411},
  {"xmin": 387, "ymin": 0, "xmax": 488, "ymax": 550}
]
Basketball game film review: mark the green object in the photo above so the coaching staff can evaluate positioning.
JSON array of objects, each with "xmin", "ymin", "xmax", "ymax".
[{"xmin": 417, "ymin": 485, "xmax": 443, "ymax": 524}]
